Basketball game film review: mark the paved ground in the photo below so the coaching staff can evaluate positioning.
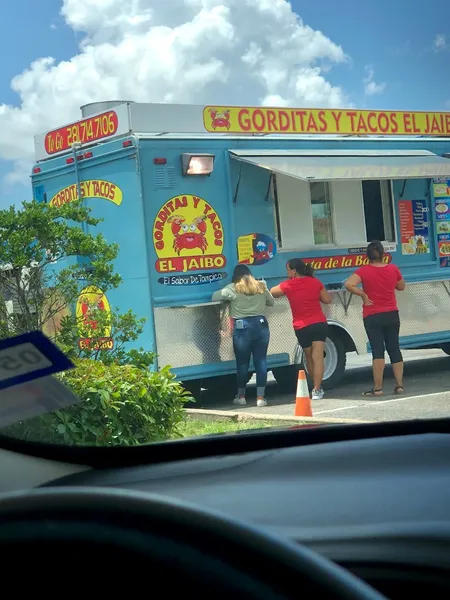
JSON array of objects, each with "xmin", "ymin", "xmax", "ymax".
[{"xmin": 197, "ymin": 349, "xmax": 450, "ymax": 422}]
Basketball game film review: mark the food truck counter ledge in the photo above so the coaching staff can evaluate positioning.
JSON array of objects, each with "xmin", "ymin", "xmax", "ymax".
[{"xmin": 30, "ymin": 101, "xmax": 450, "ymax": 396}]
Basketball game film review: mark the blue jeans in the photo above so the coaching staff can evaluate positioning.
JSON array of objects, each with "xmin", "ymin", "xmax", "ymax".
[{"xmin": 232, "ymin": 316, "xmax": 270, "ymax": 392}]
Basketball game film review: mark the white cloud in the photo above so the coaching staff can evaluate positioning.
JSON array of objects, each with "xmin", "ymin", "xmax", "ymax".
[
  {"xmin": 363, "ymin": 65, "xmax": 386, "ymax": 96},
  {"xmin": 433, "ymin": 34, "xmax": 447, "ymax": 52},
  {"xmin": 0, "ymin": 0, "xmax": 350, "ymax": 183}
]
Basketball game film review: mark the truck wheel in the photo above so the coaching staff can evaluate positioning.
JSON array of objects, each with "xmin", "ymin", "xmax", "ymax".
[
  {"xmin": 321, "ymin": 329, "xmax": 346, "ymax": 390},
  {"xmin": 272, "ymin": 328, "xmax": 347, "ymax": 393},
  {"xmin": 271, "ymin": 364, "xmax": 301, "ymax": 394}
]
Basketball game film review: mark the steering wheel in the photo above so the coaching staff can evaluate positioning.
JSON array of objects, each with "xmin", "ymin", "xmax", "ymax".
[{"xmin": 0, "ymin": 487, "xmax": 386, "ymax": 599}]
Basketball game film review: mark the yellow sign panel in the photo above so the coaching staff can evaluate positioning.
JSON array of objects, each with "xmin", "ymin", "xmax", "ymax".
[
  {"xmin": 152, "ymin": 194, "xmax": 227, "ymax": 274},
  {"xmin": 237, "ymin": 234, "xmax": 255, "ymax": 264},
  {"xmin": 49, "ymin": 180, "xmax": 123, "ymax": 207},
  {"xmin": 76, "ymin": 285, "xmax": 114, "ymax": 351},
  {"xmin": 203, "ymin": 106, "xmax": 450, "ymax": 136}
]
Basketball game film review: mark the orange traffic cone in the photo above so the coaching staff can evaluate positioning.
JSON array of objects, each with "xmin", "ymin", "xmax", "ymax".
[{"xmin": 294, "ymin": 370, "xmax": 312, "ymax": 417}]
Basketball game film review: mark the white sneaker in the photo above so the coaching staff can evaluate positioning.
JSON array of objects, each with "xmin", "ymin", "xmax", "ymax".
[
  {"xmin": 256, "ymin": 398, "xmax": 267, "ymax": 407},
  {"xmin": 233, "ymin": 396, "xmax": 247, "ymax": 406},
  {"xmin": 311, "ymin": 388, "xmax": 324, "ymax": 400}
]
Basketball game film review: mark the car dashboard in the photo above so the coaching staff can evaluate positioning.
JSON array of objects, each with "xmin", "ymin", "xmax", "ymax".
[{"xmin": 41, "ymin": 431, "xmax": 450, "ymax": 598}]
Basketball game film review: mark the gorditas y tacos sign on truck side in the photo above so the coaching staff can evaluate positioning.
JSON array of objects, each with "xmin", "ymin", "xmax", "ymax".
[
  {"xmin": 49, "ymin": 180, "xmax": 123, "ymax": 208},
  {"xmin": 76, "ymin": 286, "xmax": 114, "ymax": 351},
  {"xmin": 45, "ymin": 180, "xmax": 119, "ymax": 351},
  {"xmin": 152, "ymin": 194, "xmax": 227, "ymax": 285},
  {"xmin": 31, "ymin": 101, "xmax": 450, "ymax": 397}
]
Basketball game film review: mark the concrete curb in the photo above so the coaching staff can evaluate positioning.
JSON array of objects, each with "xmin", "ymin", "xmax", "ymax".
[{"xmin": 185, "ymin": 408, "xmax": 371, "ymax": 425}]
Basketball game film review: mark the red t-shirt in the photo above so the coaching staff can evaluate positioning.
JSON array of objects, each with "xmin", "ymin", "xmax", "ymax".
[
  {"xmin": 355, "ymin": 264, "xmax": 403, "ymax": 318},
  {"xmin": 280, "ymin": 276, "xmax": 326, "ymax": 329}
]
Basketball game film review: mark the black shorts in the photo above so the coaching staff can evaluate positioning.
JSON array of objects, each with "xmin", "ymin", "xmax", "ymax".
[{"xmin": 295, "ymin": 322, "xmax": 328, "ymax": 349}]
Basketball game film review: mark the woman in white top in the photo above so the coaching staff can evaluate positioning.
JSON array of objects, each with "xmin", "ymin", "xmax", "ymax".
[{"xmin": 212, "ymin": 265, "xmax": 274, "ymax": 407}]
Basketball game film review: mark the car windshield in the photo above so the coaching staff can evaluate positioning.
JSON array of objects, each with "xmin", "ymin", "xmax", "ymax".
[{"xmin": 0, "ymin": 2, "xmax": 449, "ymax": 449}]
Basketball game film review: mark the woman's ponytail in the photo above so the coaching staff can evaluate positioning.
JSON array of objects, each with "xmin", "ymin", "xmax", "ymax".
[
  {"xmin": 304, "ymin": 263, "xmax": 315, "ymax": 277},
  {"xmin": 287, "ymin": 258, "xmax": 315, "ymax": 277},
  {"xmin": 366, "ymin": 240, "xmax": 384, "ymax": 262}
]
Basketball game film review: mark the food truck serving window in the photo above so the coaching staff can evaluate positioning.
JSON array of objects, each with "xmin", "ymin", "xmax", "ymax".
[
  {"xmin": 230, "ymin": 149, "xmax": 450, "ymax": 251},
  {"xmin": 272, "ymin": 174, "xmax": 395, "ymax": 249}
]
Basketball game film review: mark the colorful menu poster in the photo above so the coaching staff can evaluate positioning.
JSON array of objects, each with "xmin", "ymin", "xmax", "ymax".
[
  {"xmin": 399, "ymin": 199, "xmax": 430, "ymax": 255},
  {"xmin": 433, "ymin": 179, "xmax": 450, "ymax": 267},
  {"xmin": 237, "ymin": 233, "xmax": 276, "ymax": 266},
  {"xmin": 237, "ymin": 234, "xmax": 255, "ymax": 264}
]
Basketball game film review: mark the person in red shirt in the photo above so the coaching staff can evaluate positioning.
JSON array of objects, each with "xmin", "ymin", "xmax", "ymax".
[
  {"xmin": 271, "ymin": 258, "xmax": 332, "ymax": 400},
  {"xmin": 345, "ymin": 240, "xmax": 406, "ymax": 397}
]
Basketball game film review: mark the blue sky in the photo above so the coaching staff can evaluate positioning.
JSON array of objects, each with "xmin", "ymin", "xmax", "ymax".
[
  {"xmin": 1, "ymin": 0, "xmax": 449, "ymax": 208},
  {"xmin": 294, "ymin": 0, "xmax": 450, "ymax": 110}
]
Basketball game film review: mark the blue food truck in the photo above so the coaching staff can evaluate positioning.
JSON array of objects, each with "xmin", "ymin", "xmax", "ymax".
[{"xmin": 30, "ymin": 101, "xmax": 450, "ymax": 397}]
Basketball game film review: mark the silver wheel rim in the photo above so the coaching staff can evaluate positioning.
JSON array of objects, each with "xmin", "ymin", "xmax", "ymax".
[
  {"xmin": 294, "ymin": 337, "xmax": 339, "ymax": 382},
  {"xmin": 323, "ymin": 337, "xmax": 339, "ymax": 380}
]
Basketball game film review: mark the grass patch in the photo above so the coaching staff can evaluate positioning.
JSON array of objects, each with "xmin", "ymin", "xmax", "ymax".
[{"xmin": 174, "ymin": 417, "xmax": 285, "ymax": 438}]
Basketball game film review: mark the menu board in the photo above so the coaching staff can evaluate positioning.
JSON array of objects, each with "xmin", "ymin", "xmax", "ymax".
[
  {"xmin": 237, "ymin": 233, "xmax": 276, "ymax": 266},
  {"xmin": 433, "ymin": 179, "xmax": 450, "ymax": 267},
  {"xmin": 399, "ymin": 199, "xmax": 430, "ymax": 255}
]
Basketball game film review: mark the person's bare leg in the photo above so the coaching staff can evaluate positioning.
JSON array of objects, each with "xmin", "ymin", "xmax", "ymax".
[
  {"xmin": 372, "ymin": 358, "xmax": 385, "ymax": 393},
  {"xmin": 303, "ymin": 347, "xmax": 314, "ymax": 380},
  {"xmin": 391, "ymin": 361, "xmax": 404, "ymax": 391},
  {"xmin": 311, "ymin": 341, "xmax": 325, "ymax": 390}
]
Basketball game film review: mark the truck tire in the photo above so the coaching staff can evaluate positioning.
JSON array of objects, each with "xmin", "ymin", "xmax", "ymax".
[
  {"xmin": 271, "ymin": 364, "xmax": 301, "ymax": 394},
  {"xmin": 272, "ymin": 328, "xmax": 347, "ymax": 393},
  {"xmin": 321, "ymin": 329, "xmax": 347, "ymax": 390}
]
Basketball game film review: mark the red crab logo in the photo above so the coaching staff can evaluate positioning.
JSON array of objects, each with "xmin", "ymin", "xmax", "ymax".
[
  {"xmin": 168, "ymin": 214, "xmax": 208, "ymax": 255},
  {"xmin": 209, "ymin": 108, "xmax": 231, "ymax": 130},
  {"xmin": 80, "ymin": 298, "xmax": 105, "ymax": 330},
  {"xmin": 254, "ymin": 242, "xmax": 274, "ymax": 262}
]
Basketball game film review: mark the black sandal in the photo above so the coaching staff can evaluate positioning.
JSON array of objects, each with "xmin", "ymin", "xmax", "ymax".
[
  {"xmin": 394, "ymin": 386, "xmax": 404, "ymax": 394},
  {"xmin": 363, "ymin": 388, "xmax": 383, "ymax": 397}
]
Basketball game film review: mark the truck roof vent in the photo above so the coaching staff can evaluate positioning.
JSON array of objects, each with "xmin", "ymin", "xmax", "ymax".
[{"xmin": 80, "ymin": 100, "xmax": 134, "ymax": 118}]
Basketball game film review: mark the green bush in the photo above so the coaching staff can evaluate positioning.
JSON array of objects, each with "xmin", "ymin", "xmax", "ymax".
[{"xmin": 3, "ymin": 359, "xmax": 192, "ymax": 446}]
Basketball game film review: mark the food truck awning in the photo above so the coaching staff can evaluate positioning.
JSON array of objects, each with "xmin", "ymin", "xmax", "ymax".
[{"xmin": 229, "ymin": 149, "xmax": 450, "ymax": 181}]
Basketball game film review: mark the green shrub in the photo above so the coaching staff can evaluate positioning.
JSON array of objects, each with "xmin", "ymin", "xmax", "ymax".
[{"xmin": 3, "ymin": 359, "xmax": 192, "ymax": 446}]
